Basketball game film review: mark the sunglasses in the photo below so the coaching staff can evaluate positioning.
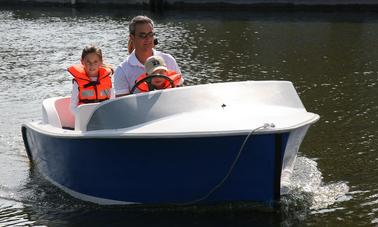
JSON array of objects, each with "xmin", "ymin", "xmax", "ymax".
[{"xmin": 135, "ymin": 32, "xmax": 156, "ymax": 39}]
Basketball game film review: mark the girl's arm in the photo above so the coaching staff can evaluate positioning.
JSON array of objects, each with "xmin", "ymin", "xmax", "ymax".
[{"xmin": 70, "ymin": 81, "xmax": 79, "ymax": 115}]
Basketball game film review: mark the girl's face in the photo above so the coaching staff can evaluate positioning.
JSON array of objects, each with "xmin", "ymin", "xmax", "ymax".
[{"xmin": 81, "ymin": 53, "xmax": 103, "ymax": 77}]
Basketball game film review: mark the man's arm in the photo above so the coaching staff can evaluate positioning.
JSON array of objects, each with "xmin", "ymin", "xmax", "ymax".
[
  {"xmin": 164, "ymin": 53, "xmax": 183, "ymax": 85},
  {"xmin": 167, "ymin": 54, "xmax": 181, "ymax": 75},
  {"xmin": 113, "ymin": 65, "xmax": 130, "ymax": 97}
]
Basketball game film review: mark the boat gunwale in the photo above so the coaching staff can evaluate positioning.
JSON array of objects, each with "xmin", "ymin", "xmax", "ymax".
[{"xmin": 22, "ymin": 114, "xmax": 319, "ymax": 139}]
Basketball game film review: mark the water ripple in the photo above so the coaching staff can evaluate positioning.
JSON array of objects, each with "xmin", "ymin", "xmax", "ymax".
[
  {"xmin": 1, "ymin": 7, "xmax": 378, "ymax": 226},
  {"xmin": 0, "ymin": 200, "xmax": 35, "ymax": 227}
]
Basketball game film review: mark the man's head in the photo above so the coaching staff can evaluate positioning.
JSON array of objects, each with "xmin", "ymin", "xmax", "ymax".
[{"xmin": 129, "ymin": 16, "xmax": 155, "ymax": 53}]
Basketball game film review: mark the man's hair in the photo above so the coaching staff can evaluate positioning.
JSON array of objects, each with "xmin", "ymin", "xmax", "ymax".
[{"xmin": 129, "ymin": 15, "xmax": 154, "ymax": 35}]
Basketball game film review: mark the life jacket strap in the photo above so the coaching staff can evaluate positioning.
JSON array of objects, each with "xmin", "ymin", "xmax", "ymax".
[
  {"xmin": 80, "ymin": 98, "xmax": 108, "ymax": 104},
  {"xmin": 83, "ymin": 81, "xmax": 100, "ymax": 88}
]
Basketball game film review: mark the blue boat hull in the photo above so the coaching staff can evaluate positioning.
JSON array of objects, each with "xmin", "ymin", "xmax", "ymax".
[{"xmin": 22, "ymin": 126, "xmax": 289, "ymax": 205}]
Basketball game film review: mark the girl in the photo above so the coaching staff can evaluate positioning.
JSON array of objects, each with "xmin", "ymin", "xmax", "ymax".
[{"xmin": 68, "ymin": 45, "xmax": 113, "ymax": 114}]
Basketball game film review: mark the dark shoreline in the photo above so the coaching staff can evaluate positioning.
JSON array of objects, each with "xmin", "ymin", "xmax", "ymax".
[{"xmin": 2, "ymin": 1, "xmax": 378, "ymax": 12}]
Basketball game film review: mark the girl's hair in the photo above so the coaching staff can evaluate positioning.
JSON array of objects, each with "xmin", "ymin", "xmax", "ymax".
[
  {"xmin": 81, "ymin": 45, "xmax": 103, "ymax": 61},
  {"xmin": 128, "ymin": 39, "xmax": 134, "ymax": 54}
]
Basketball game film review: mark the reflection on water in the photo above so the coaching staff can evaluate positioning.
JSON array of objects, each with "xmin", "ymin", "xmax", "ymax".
[
  {"xmin": 0, "ymin": 201, "xmax": 35, "ymax": 226},
  {"xmin": 0, "ymin": 6, "xmax": 377, "ymax": 226},
  {"xmin": 5, "ymin": 164, "xmax": 345, "ymax": 227}
]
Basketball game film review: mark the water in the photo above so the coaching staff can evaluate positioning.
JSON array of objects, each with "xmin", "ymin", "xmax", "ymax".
[{"xmin": 0, "ymin": 5, "xmax": 377, "ymax": 226}]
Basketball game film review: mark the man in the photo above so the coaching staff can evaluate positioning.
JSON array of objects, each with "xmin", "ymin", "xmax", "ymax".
[{"xmin": 114, "ymin": 15, "xmax": 182, "ymax": 97}]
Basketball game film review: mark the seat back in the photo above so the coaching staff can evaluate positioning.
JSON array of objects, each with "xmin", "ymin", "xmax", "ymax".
[
  {"xmin": 42, "ymin": 96, "xmax": 74, "ymax": 129},
  {"xmin": 55, "ymin": 97, "xmax": 75, "ymax": 129},
  {"xmin": 42, "ymin": 97, "xmax": 62, "ymax": 128},
  {"xmin": 74, "ymin": 103, "xmax": 99, "ymax": 131},
  {"xmin": 42, "ymin": 96, "xmax": 100, "ymax": 131}
]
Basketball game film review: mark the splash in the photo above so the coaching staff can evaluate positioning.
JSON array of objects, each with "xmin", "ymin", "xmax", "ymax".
[{"xmin": 282, "ymin": 156, "xmax": 350, "ymax": 210}]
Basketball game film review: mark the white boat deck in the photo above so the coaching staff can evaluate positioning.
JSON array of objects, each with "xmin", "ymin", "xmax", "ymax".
[
  {"xmin": 118, "ymin": 105, "xmax": 317, "ymax": 136},
  {"xmin": 30, "ymin": 80, "xmax": 319, "ymax": 138}
]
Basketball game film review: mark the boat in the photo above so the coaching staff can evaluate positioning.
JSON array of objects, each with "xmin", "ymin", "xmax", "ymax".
[{"xmin": 21, "ymin": 80, "xmax": 319, "ymax": 205}]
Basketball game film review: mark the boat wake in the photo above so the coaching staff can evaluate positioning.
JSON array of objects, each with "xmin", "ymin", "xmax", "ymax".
[{"xmin": 281, "ymin": 156, "xmax": 350, "ymax": 211}]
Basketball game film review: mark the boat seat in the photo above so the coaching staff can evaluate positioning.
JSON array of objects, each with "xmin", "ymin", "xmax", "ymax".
[
  {"xmin": 42, "ymin": 96, "xmax": 100, "ymax": 131},
  {"xmin": 74, "ymin": 103, "xmax": 99, "ymax": 131},
  {"xmin": 55, "ymin": 97, "xmax": 75, "ymax": 129},
  {"xmin": 42, "ymin": 97, "xmax": 75, "ymax": 129}
]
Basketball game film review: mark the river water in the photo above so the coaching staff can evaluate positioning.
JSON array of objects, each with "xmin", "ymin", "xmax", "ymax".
[{"xmin": 0, "ymin": 6, "xmax": 377, "ymax": 226}]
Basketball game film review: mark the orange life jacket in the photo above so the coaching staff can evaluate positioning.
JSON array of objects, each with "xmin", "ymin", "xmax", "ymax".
[
  {"xmin": 135, "ymin": 70, "xmax": 182, "ymax": 93},
  {"xmin": 68, "ymin": 64, "xmax": 113, "ymax": 105}
]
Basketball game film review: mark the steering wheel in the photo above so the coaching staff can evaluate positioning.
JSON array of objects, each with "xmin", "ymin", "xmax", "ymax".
[{"xmin": 130, "ymin": 74, "xmax": 175, "ymax": 94}]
